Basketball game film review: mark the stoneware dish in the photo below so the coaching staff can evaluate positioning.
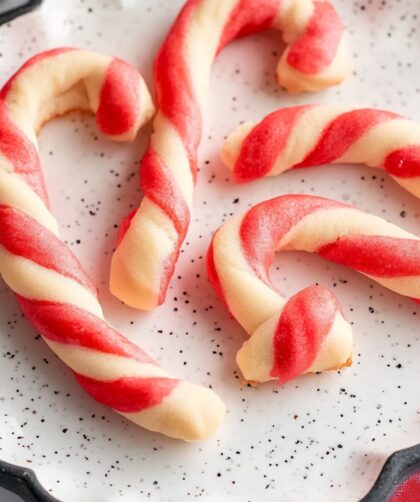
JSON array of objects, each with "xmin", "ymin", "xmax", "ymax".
[{"xmin": 0, "ymin": 1, "xmax": 418, "ymax": 501}]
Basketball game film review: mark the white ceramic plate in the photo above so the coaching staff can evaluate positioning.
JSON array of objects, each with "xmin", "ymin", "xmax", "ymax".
[{"xmin": 0, "ymin": 1, "xmax": 418, "ymax": 501}]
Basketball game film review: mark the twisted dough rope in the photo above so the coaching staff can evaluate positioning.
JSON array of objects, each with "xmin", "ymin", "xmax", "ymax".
[
  {"xmin": 110, "ymin": 0, "xmax": 349, "ymax": 310},
  {"xmin": 222, "ymin": 104, "xmax": 420, "ymax": 198},
  {"xmin": 207, "ymin": 194, "xmax": 420, "ymax": 384},
  {"xmin": 0, "ymin": 48, "xmax": 225, "ymax": 440}
]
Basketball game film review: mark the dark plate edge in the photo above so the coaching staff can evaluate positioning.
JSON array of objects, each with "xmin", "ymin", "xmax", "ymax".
[
  {"xmin": 0, "ymin": 0, "xmax": 43, "ymax": 25},
  {"xmin": 0, "ymin": 459, "xmax": 60, "ymax": 501},
  {"xmin": 359, "ymin": 443, "xmax": 420, "ymax": 501}
]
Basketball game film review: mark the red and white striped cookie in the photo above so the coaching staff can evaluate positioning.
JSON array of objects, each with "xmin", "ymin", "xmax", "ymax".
[
  {"xmin": 222, "ymin": 105, "xmax": 420, "ymax": 198},
  {"xmin": 110, "ymin": 0, "xmax": 349, "ymax": 310},
  {"xmin": 0, "ymin": 48, "xmax": 225, "ymax": 440},
  {"xmin": 207, "ymin": 194, "xmax": 420, "ymax": 383}
]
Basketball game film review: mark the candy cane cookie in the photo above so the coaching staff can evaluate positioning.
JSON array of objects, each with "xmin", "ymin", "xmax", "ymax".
[
  {"xmin": 0, "ymin": 48, "xmax": 225, "ymax": 440},
  {"xmin": 222, "ymin": 105, "xmax": 420, "ymax": 198},
  {"xmin": 110, "ymin": 0, "xmax": 350, "ymax": 310},
  {"xmin": 207, "ymin": 194, "xmax": 420, "ymax": 384}
]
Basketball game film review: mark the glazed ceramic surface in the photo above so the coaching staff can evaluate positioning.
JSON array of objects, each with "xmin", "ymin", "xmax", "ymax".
[{"xmin": 0, "ymin": 1, "xmax": 418, "ymax": 501}]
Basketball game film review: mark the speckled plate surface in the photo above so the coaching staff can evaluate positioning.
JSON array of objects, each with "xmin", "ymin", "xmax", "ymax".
[{"xmin": 0, "ymin": 1, "xmax": 419, "ymax": 501}]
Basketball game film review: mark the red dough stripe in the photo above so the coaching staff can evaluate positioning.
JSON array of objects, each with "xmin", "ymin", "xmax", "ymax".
[
  {"xmin": 218, "ymin": 0, "xmax": 278, "ymax": 50},
  {"xmin": 0, "ymin": 205, "xmax": 97, "ymax": 297},
  {"xmin": 0, "ymin": 47, "xmax": 75, "ymax": 100},
  {"xmin": 153, "ymin": 0, "xmax": 202, "ymax": 174},
  {"xmin": 0, "ymin": 103, "xmax": 47, "ymax": 202},
  {"xmin": 206, "ymin": 238, "xmax": 229, "ymax": 309},
  {"xmin": 96, "ymin": 58, "xmax": 142, "ymax": 136},
  {"xmin": 75, "ymin": 374, "xmax": 178, "ymax": 413},
  {"xmin": 318, "ymin": 235, "xmax": 420, "ymax": 278},
  {"xmin": 140, "ymin": 148, "xmax": 190, "ymax": 240},
  {"xmin": 295, "ymin": 109, "xmax": 399, "ymax": 168},
  {"xmin": 286, "ymin": 1, "xmax": 344, "ymax": 75},
  {"xmin": 384, "ymin": 146, "xmax": 420, "ymax": 178},
  {"xmin": 233, "ymin": 106, "xmax": 312, "ymax": 181},
  {"xmin": 239, "ymin": 195, "xmax": 345, "ymax": 285},
  {"xmin": 18, "ymin": 298, "xmax": 156, "ymax": 364},
  {"xmin": 271, "ymin": 286, "xmax": 339, "ymax": 383},
  {"xmin": 140, "ymin": 148, "xmax": 190, "ymax": 304},
  {"xmin": 116, "ymin": 210, "xmax": 136, "ymax": 247}
]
